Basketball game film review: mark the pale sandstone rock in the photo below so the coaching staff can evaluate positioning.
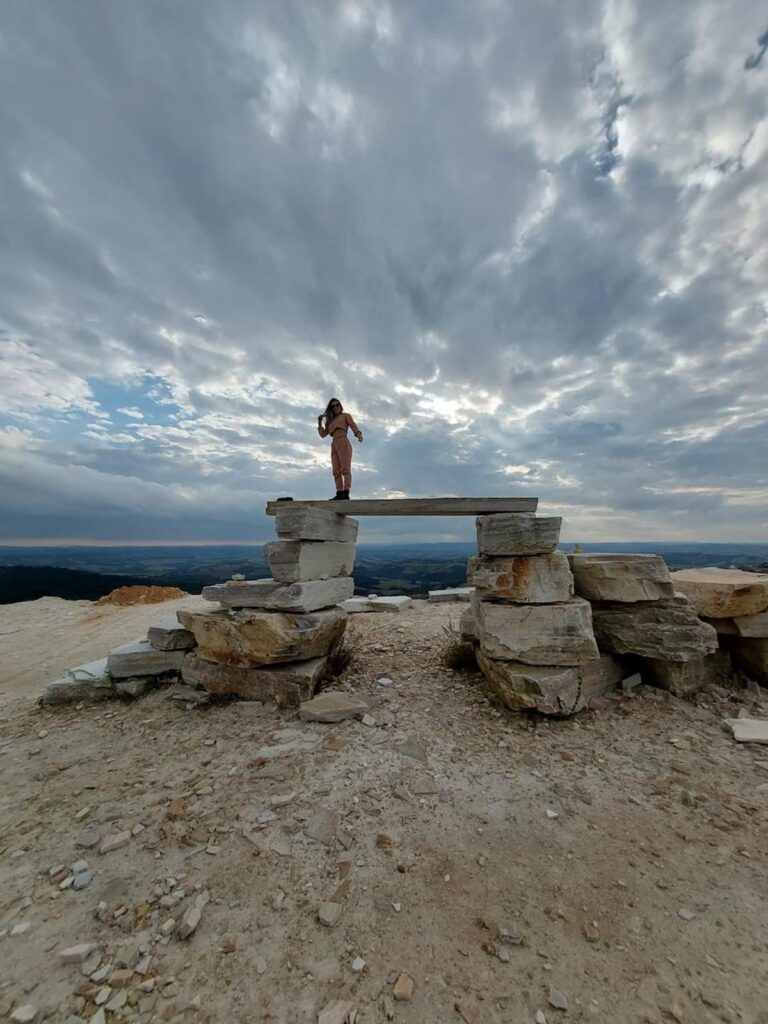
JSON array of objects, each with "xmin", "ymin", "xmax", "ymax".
[
  {"xmin": 477, "ymin": 650, "xmax": 622, "ymax": 715},
  {"xmin": 725, "ymin": 637, "xmax": 768, "ymax": 684},
  {"xmin": 730, "ymin": 610, "xmax": 768, "ymax": 638},
  {"xmin": 591, "ymin": 599, "xmax": 718, "ymax": 661},
  {"xmin": 59, "ymin": 943, "xmax": 99, "ymax": 964},
  {"xmin": 569, "ymin": 553, "xmax": 673, "ymax": 602},
  {"xmin": 428, "ymin": 587, "xmax": 474, "ymax": 603},
  {"xmin": 670, "ymin": 568, "xmax": 768, "ymax": 618},
  {"xmin": 202, "ymin": 577, "xmax": 354, "ymax": 612},
  {"xmin": 341, "ymin": 595, "xmax": 413, "ymax": 613},
  {"xmin": 473, "ymin": 595, "xmax": 599, "ymax": 665},
  {"xmin": 177, "ymin": 606, "xmax": 346, "ymax": 666},
  {"xmin": 40, "ymin": 659, "xmax": 114, "ymax": 705},
  {"xmin": 181, "ymin": 650, "xmax": 331, "ymax": 704},
  {"xmin": 275, "ymin": 505, "xmax": 359, "ymax": 542},
  {"xmin": 459, "ymin": 606, "xmax": 477, "ymax": 642},
  {"xmin": 265, "ymin": 540, "xmax": 355, "ymax": 582},
  {"xmin": 107, "ymin": 640, "xmax": 186, "ymax": 679},
  {"xmin": 468, "ymin": 551, "xmax": 573, "ymax": 603},
  {"xmin": 476, "ymin": 513, "xmax": 561, "ymax": 557},
  {"xmin": 298, "ymin": 691, "xmax": 370, "ymax": 723},
  {"xmin": 177, "ymin": 890, "xmax": 209, "ymax": 939},
  {"xmin": 146, "ymin": 617, "xmax": 196, "ymax": 651},
  {"xmin": 639, "ymin": 650, "xmax": 732, "ymax": 696},
  {"xmin": 725, "ymin": 718, "xmax": 768, "ymax": 744}
]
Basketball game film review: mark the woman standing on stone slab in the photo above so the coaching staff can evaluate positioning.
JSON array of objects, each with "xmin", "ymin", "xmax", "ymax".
[{"xmin": 317, "ymin": 398, "xmax": 363, "ymax": 500}]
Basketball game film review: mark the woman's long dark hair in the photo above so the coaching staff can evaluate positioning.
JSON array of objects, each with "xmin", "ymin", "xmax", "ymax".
[{"xmin": 321, "ymin": 397, "xmax": 343, "ymax": 430}]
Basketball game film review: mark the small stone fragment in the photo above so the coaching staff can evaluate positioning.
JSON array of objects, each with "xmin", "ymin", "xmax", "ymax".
[
  {"xmin": 317, "ymin": 1001, "xmax": 356, "ymax": 1024},
  {"xmin": 549, "ymin": 987, "xmax": 568, "ymax": 1011},
  {"xmin": 497, "ymin": 923, "xmax": 524, "ymax": 945},
  {"xmin": 76, "ymin": 829, "xmax": 100, "ymax": 849},
  {"xmin": 108, "ymin": 969, "xmax": 134, "ymax": 987},
  {"xmin": 318, "ymin": 902, "xmax": 342, "ymax": 928},
  {"xmin": 59, "ymin": 943, "xmax": 99, "ymax": 964},
  {"xmin": 351, "ymin": 956, "xmax": 366, "ymax": 973},
  {"xmin": 177, "ymin": 890, "xmax": 210, "ymax": 939},
  {"xmin": 10, "ymin": 1007, "xmax": 37, "ymax": 1024},
  {"xmin": 678, "ymin": 907, "xmax": 697, "ymax": 921},
  {"xmin": 393, "ymin": 973, "xmax": 415, "ymax": 1001},
  {"xmin": 99, "ymin": 831, "xmax": 130, "ymax": 854}
]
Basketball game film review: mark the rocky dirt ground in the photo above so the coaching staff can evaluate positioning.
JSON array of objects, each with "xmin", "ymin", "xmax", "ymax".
[{"xmin": 1, "ymin": 599, "xmax": 767, "ymax": 1024}]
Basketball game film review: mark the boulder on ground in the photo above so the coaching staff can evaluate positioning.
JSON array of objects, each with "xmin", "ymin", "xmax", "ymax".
[
  {"xmin": 569, "ymin": 553, "xmax": 673, "ymax": 602},
  {"xmin": 202, "ymin": 577, "xmax": 354, "ymax": 613},
  {"xmin": 40, "ymin": 658, "xmax": 114, "ymax": 705},
  {"xmin": 265, "ymin": 540, "xmax": 355, "ymax": 582},
  {"xmin": 476, "ymin": 513, "xmax": 561, "ymax": 557},
  {"xmin": 477, "ymin": 650, "xmax": 622, "ymax": 715},
  {"xmin": 107, "ymin": 640, "xmax": 186, "ymax": 679},
  {"xmin": 147, "ymin": 617, "xmax": 197, "ymax": 651},
  {"xmin": 275, "ymin": 505, "xmax": 359, "ymax": 543},
  {"xmin": 591, "ymin": 598, "xmax": 718, "ymax": 662},
  {"xmin": 467, "ymin": 551, "xmax": 573, "ymax": 603},
  {"xmin": 182, "ymin": 650, "xmax": 331, "ymax": 704},
  {"xmin": 638, "ymin": 650, "xmax": 732, "ymax": 696},
  {"xmin": 428, "ymin": 587, "xmax": 473, "ymax": 603},
  {"xmin": 473, "ymin": 595, "xmax": 599, "ymax": 665},
  {"xmin": 298, "ymin": 691, "xmax": 370, "ymax": 722},
  {"xmin": 177, "ymin": 606, "xmax": 347, "ymax": 666},
  {"xmin": 670, "ymin": 568, "xmax": 768, "ymax": 618}
]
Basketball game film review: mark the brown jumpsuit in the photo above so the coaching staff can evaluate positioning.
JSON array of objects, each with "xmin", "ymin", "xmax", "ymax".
[{"xmin": 318, "ymin": 412, "xmax": 362, "ymax": 492}]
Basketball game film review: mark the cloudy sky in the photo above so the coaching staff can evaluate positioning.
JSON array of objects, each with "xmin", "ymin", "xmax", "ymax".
[{"xmin": 1, "ymin": 1, "xmax": 767, "ymax": 545}]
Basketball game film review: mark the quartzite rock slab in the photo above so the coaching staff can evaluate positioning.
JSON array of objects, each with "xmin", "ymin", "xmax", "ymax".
[
  {"xmin": 476, "ymin": 514, "xmax": 561, "ymax": 557},
  {"xmin": 298, "ymin": 691, "xmax": 370, "ymax": 723},
  {"xmin": 670, "ymin": 568, "xmax": 768, "ymax": 618},
  {"xmin": 275, "ymin": 505, "xmax": 359, "ymax": 543},
  {"xmin": 40, "ymin": 659, "xmax": 114, "ymax": 705},
  {"xmin": 177, "ymin": 606, "xmax": 347, "ymax": 666},
  {"xmin": 569, "ymin": 553, "xmax": 673, "ymax": 602},
  {"xmin": 467, "ymin": 551, "xmax": 573, "ymax": 603},
  {"xmin": 477, "ymin": 650, "xmax": 622, "ymax": 715},
  {"xmin": 202, "ymin": 577, "xmax": 354, "ymax": 612},
  {"xmin": 106, "ymin": 640, "xmax": 186, "ymax": 679},
  {"xmin": 472, "ymin": 595, "xmax": 599, "ymax": 665},
  {"xmin": 147, "ymin": 617, "xmax": 197, "ymax": 651},
  {"xmin": 638, "ymin": 650, "xmax": 732, "ymax": 696},
  {"xmin": 591, "ymin": 599, "xmax": 718, "ymax": 662},
  {"xmin": 265, "ymin": 540, "xmax": 356, "ymax": 582},
  {"xmin": 181, "ymin": 651, "xmax": 330, "ymax": 704}
]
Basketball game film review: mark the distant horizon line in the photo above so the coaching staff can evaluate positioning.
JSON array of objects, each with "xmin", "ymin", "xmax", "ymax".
[{"xmin": 1, "ymin": 538, "xmax": 767, "ymax": 549}]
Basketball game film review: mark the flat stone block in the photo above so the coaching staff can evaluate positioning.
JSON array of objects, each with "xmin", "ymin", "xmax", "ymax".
[
  {"xmin": 265, "ymin": 540, "xmax": 355, "ymax": 583},
  {"xmin": 569, "ymin": 553, "xmax": 673, "ymax": 602},
  {"xmin": 639, "ymin": 651, "xmax": 732, "ymax": 696},
  {"xmin": 370, "ymin": 595, "xmax": 413, "ymax": 611},
  {"xmin": 670, "ymin": 568, "xmax": 768, "ymax": 618},
  {"xmin": 298, "ymin": 691, "xmax": 370, "ymax": 722},
  {"xmin": 468, "ymin": 551, "xmax": 573, "ymax": 603},
  {"xmin": 476, "ymin": 514, "xmax": 561, "ymax": 556},
  {"xmin": 40, "ymin": 658, "xmax": 114, "ymax": 705},
  {"xmin": 473, "ymin": 595, "xmax": 599, "ymax": 665},
  {"xmin": 428, "ymin": 587, "xmax": 473, "ymax": 603},
  {"xmin": 107, "ymin": 640, "xmax": 186, "ymax": 679},
  {"xmin": 147, "ymin": 617, "xmax": 197, "ymax": 651},
  {"xmin": 724, "ymin": 636, "xmax": 768, "ymax": 684},
  {"xmin": 177, "ymin": 606, "xmax": 347, "ymax": 666},
  {"xmin": 477, "ymin": 651, "xmax": 622, "ymax": 715},
  {"xmin": 114, "ymin": 677, "xmax": 154, "ymax": 698},
  {"xmin": 731, "ymin": 610, "xmax": 768, "ymax": 638},
  {"xmin": 266, "ymin": 497, "xmax": 539, "ymax": 516},
  {"xmin": 459, "ymin": 606, "xmax": 477, "ymax": 642},
  {"xmin": 275, "ymin": 505, "xmax": 359, "ymax": 542},
  {"xmin": 203, "ymin": 576, "xmax": 354, "ymax": 612},
  {"xmin": 182, "ymin": 650, "xmax": 330, "ymax": 704},
  {"xmin": 340, "ymin": 598, "xmax": 374, "ymax": 614},
  {"xmin": 591, "ymin": 599, "xmax": 718, "ymax": 662}
]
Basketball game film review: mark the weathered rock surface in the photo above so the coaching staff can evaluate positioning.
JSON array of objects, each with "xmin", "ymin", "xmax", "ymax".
[
  {"xmin": 40, "ymin": 659, "xmax": 114, "ymax": 705},
  {"xmin": 705, "ymin": 610, "xmax": 768, "ymax": 638},
  {"xmin": 265, "ymin": 540, "xmax": 356, "ymax": 582},
  {"xmin": 468, "ymin": 551, "xmax": 573, "ymax": 603},
  {"xmin": 569, "ymin": 553, "xmax": 673, "ymax": 602},
  {"xmin": 670, "ymin": 568, "xmax": 768, "ymax": 618},
  {"xmin": 724, "ymin": 637, "xmax": 768, "ymax": 684},
  {"xmin": 275, "ymin": 505, "xmax": 359, "ymax": 542},
  {"xmin": 473, "ymin": 595, "xmax": 599, "ymax": 665},
  {"xmin": 177, "ymin": 607, "xmax": 346, "ymax": 666},
  {"xmin": 181, "ymin": 651, "xmax": 329, "ymax": 704},
  {"xmin": 476, "ymin": 513, "xmax": 561, "ymax": 557},
  {"xmin": 591, "ymin": 599, "xmax": 718, "ymax": 662},
  {"xmin": 477, "ymin": 650, "xmax": 622, "ymax": 714},
  {"xmin": 202, "ymin": 577, "xmax": 354, "ymax": 612},
  {"xmin": 428, "ymin": 587, "xmax": 473, "ymax": 603},
  {"xmin": 146, "ymin": 617, "xmax": 197, "ymax": 651},
  {"xmin": 298, "ymin": 691, "xmax": 370, "ymax": 722},
  {"xmin": 459, "ymin": 606, "xmax": 477, "ymax": 642},
  {"xmin": 340, "ymin": 595, "xmax": 412, "ymax": 613},
  {"xmin": 107, "ymin": 640, "xmax": 186, "ymax": 679},
  {"xmin": 114, "ymin": 677, "xmax": 154, "ymax": 698},
  {"xmin": 639, "ymin": 650, "xmax": 732, "ymax": 696}
]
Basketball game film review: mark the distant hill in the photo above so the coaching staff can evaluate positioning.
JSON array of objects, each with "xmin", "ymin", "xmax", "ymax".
[{"xmin": 0, "ymin": 566, "xmax": 167, "ymax": 604}]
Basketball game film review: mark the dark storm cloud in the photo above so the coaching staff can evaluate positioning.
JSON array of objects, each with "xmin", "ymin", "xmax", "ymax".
[{"xmin": 0, "ymin": 0, "xmax": 767, "ymax": 543}]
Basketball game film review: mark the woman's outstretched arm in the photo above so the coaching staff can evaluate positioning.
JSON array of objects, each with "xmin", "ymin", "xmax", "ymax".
[
  {"xmin": 317, "ymin": 416, "xmax": 329, "ymax": 438},
  {"xmin": 346, "ymin": 413, "xmax": 363, "ymax": 441}
]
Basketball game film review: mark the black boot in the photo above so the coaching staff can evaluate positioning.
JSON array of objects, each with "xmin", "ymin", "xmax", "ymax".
[
  {"xmin": 340, "ymin": 490, "xmax": 350, "ymax": 500},
  {"xmin": 331, "ymin": 491, "xmax": 344, "ymax": 500}
]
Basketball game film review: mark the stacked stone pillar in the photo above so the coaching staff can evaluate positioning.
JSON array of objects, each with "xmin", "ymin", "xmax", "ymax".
[
  {"xmin": 468, "ymin": 513, "xmax": 622, "ymax": 715},
  {"xmin": 177, "ymin": 506, "xmax": 358, "ymax": 705}
]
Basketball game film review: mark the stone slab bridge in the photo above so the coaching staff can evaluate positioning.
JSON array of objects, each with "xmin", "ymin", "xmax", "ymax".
[{"xmin": 265, "ymin": 496, "xmax": 538, "ymax": 516}]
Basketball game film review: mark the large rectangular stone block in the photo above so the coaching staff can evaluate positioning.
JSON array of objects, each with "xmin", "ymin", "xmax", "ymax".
[
  {"xmin": 181, "ymin": 650, "xmax": 329, "ymax": 704},
  {"xmin": 569, "ymin": 553, "xmax": 673, "ymax": 602},
  {"xmin": 639, "ymin": 650, "xmax": 732, "ymax": 696},
  {"xmin": 147, "ymin": 617, "xmax": 197, "ymax": 651},
  {"xmin": 724, "ymin": 636, "xmax": 768, "ymax": 684},
  {"xmin": 202, "ymin": 577, "xmax": 354, "ymax": 612},
  {"xmin": 477, "ymin": 650, "xmax": 622, "ymax": 715},
  {"xmin": 467, "ymin": 551, "xmax": 573, "ymax": 603},
  {"xmin": 40, "ymin": 659, "xmax": 115, "ymax": 705},
  {"xmin": 473, "ymin": 595, "xmax": 599, "ymax": 665},
  {"xmin": 177, "ymin": 606, "xmax": 347, "ymax": 666},
  {"xmin": 428, "ymin": 587, "xmax": 473, "ymax": 603},
  {"xmin": 475, "ymin": 514, "xmax": 561, "ymax": 556},
  {"xmin": 275, "ymin": 505, "xmax": 359, "ymax": 542},
  {"xmin": 265, "ymin": 540, "xmax": 355, "ymax": 582},
  {"xmin": 670, "ymin": 568, "xmax": 768, "ymax": 618},
  {"xmin": 591, "ymin": 599, "xmax": 718, "ymax": 662},
  {"xmin": 107, "ymin": 640, "xmax": 186, "ymax": 679}
]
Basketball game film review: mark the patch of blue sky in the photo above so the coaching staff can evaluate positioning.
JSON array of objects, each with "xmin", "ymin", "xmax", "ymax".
[{"xmin": 88, "ymin": 376, "xmax": 182, "ymax": 427}]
